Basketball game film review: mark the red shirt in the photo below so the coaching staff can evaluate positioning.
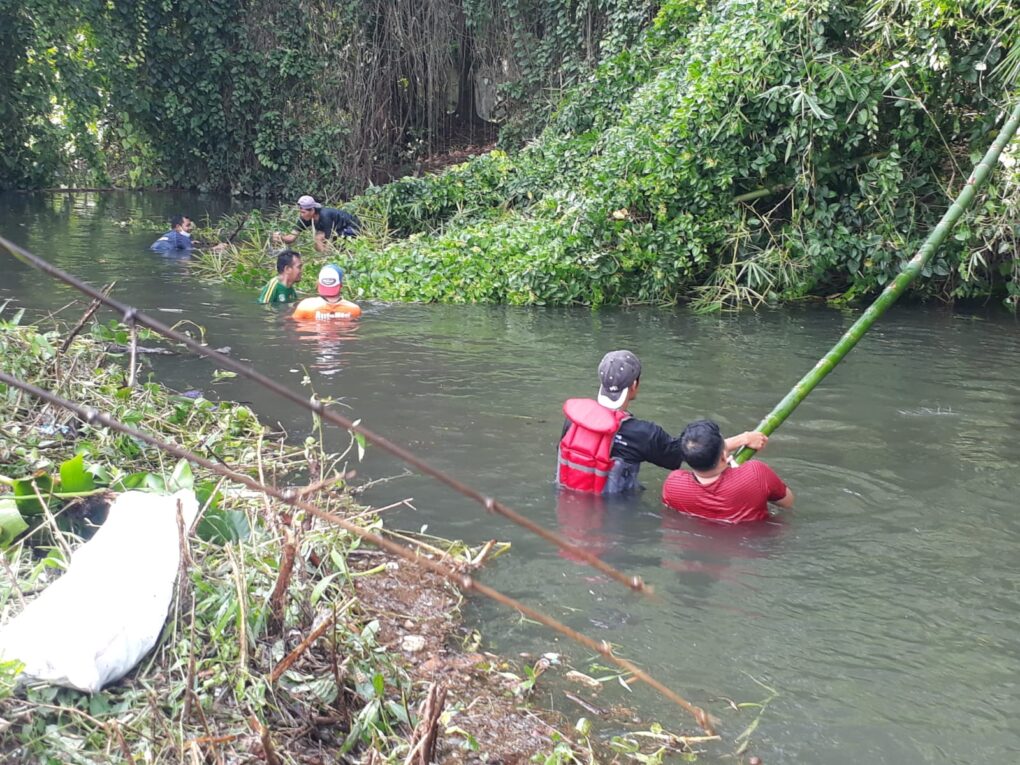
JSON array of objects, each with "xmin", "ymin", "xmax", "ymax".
[{"xmin": 662, "ymin": 461, "xmax": 788, "ymax": 524}]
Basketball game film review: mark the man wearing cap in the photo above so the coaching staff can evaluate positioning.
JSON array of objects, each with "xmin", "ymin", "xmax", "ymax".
[
  {"xmin": 662, "ymin": 419, "xmax": 793, "ymax": 523},
  {"xmin": 292, "ymin": 264, "xmax": 362, "ymax": 320},
  {"xmin": 272, "ymin": 195, "xmax": 360, "ymax": 253},
  {"xmin": 257, "ymin": 249, "xmax": 303, "ymax": 304},
  {"xmin": 557, "ymin": 350, "xmax": 768, "ymax": 495}
]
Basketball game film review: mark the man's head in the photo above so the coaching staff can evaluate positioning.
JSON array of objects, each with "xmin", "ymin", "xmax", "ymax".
[
  {"xmin": 596, "ymin": 350, "xmax": 641, "ymax": 410},
  {"xmin": 275, "ymin": 249, "xmax": 303, "ymax": 286},
  {"xmin": 317, "ymin": 264, "xmax": 343, "ymax": 300},
  {"xmin": 680, "ymin": 420, "xmax": 726, "ymax": 472},
  {"xmin": 171, "ymin": 215, "xmax": 193, "ymax": 233},
  {"xmin": 297, "ymin": 195, "xmax": 322, "ymax": 223}
]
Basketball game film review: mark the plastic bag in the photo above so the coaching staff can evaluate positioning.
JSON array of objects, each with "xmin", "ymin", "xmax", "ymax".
[{"xmin": 0, "ymin": 489, "xmax": 198, "ymax": 692}]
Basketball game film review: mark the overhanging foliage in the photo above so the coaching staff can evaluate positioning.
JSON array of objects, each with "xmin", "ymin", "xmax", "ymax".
[{"xmin": 335, "ymin": 0, "xmax": 1019, "ymax": 308}]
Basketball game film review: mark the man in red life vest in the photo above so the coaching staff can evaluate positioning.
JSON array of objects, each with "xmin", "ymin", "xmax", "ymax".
[
  {"xmin": 662, "ymin": 419, "xmax": 794, "ymax": 523},
  {"xmin": 557, "ymin": 350, "xmax": 768, "ymax": 495}
]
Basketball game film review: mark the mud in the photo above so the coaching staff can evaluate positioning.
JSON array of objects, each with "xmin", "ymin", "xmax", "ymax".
[{"xmin": 352, "ymin": 550, "xmax": 568, "ymax": 763}]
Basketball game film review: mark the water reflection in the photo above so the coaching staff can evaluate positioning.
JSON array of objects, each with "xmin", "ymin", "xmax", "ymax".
[
  {"xmin": 659, "ymin": 510, "xmax": 783, "ymax": 596},
  {"xmin": 554, "ymin": 490, "xmax": 638, "ymax": 563},
  {"xmin": 287, "ymin": 312, "xmax": 362, "ymax": 375}
]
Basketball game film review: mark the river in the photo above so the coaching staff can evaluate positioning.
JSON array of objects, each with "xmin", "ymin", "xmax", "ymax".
[{"xmin": 2, "ymin": 191, "xmax": 1019, "ymax": 763}]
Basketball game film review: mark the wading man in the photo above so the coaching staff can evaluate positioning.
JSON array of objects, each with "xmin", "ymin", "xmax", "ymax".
[
  {"xmin": 150, "ymin": 215, "xmax": 193, "ymax": 252},
  {"xmin": 662, "ymin": 419, "xmax": 794, "ymax": 523},
  {"xmin": 258, "ymin": 249, "xmax": 303, "ymax": 304},
  {"xmin": 557, "ymin": 350, "xmax": 767, "ymax": 494},
  {"xmin": 292, "ymin": 264, "xmax": 361, "ymax": 320}
]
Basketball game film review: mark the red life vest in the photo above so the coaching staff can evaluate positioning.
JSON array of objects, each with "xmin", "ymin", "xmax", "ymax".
[{"xmin": 557, "ymin": 398, "xmax": 629, "ymax": 494}]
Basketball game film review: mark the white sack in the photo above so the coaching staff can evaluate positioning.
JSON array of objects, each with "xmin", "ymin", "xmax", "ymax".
[{"xmin": 0, "ymin": 489, "xmax": 198, "ymax": 692}]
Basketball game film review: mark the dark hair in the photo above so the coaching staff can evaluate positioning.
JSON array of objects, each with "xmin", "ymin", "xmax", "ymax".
[
  {"xmin": 275, "ymin": 249, "xmax": 301, "ymax": 273},
  {"xmin": 680, "ymin": 419, "xmax": 724, "ymax": 471},
  {"xmin": 170, "ymin": 214, "xmax": 186, "ymax": 228}
]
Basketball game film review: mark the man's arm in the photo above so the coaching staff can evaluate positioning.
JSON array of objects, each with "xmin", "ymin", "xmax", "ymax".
[
  {"xmin": 273, "ymin": 231, "xmax": 300, "ymax": 245},
  {"xmin": 757, "ymin": 461, "xmax": 794, "ymax": 509},
  {"xmin": 772, "ymin": 487, "xmax": 795, "ymax": 509},
  {"xmin": 724, "ymin": 431, "xmax": 768, "ymax": 453},
  {"xmin": 273, "ymin": 219, "xmax": 307, "ymax": 245}
]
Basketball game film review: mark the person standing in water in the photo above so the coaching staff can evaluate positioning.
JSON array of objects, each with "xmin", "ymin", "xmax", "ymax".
[
  {"xmin": 257, "ymin": 249, "xmax": 303, "ymax": 304},
  {"xmin": 149, "ymin": 215, "xmax": 193, "ymax": 252},
  {"xmin": 557, "ymin": 350, "xmax": 767, "ymax": 494},
  {"xmin": 292, "ymin": 264, "xmax": 361, "ymax": 320},
  {"xmin": 662, "ymin": 419, "xmax": 794, "ymax": 523}
]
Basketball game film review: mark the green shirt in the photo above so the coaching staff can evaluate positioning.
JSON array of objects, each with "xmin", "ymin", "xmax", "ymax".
[{"xmin": 257, "ymin": 277, "xmax": 298, "ymax": 304}]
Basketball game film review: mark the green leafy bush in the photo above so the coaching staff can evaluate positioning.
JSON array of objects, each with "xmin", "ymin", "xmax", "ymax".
[{"xmin": 338, "ymin": 0, "xmax": 1020, "ymax": 309}]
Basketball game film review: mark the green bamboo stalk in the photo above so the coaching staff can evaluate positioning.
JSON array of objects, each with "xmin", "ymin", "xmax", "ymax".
[{"xmin": 734, "ymin": 98, "xmax": 1020, "ymax": 465}]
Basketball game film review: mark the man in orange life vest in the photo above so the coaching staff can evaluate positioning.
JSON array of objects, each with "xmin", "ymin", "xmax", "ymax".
[{"xmin": 557, "ymin": 350, "xmax": 768, "ymax": 494}]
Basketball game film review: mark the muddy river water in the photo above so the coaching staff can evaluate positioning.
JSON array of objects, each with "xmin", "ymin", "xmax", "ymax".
[{"xmin": 2, "ymin": 191, "xmax": 1019, "ymax": 763}]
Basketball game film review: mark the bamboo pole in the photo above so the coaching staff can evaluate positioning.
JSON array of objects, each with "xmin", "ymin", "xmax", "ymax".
[{"xmin": 734, "ymin": 97, "xmax": 1020, "ymax": 464}]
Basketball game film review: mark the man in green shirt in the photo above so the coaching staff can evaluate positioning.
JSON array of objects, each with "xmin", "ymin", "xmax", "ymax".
[{"xmin": 258, "ymin": 249, "xmax": 303, "ymax": 304}]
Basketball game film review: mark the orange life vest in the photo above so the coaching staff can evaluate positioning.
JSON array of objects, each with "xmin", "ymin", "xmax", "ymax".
[
  {"xmin": 291, "ymin": 297, "xmax": 362, "ymax": 320},
  {"xmin": 557, "ymin": 398, "xmax": 629, "ymax": 494}
]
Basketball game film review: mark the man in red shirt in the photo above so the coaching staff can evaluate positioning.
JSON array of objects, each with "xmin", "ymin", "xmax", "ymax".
[{"xmin": 662, "ymin": 419, "xmax": 794, "ymax": 523}]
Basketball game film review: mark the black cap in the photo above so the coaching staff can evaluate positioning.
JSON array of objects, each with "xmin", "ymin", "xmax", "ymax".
[{"xmin": 597, "ymin": 350, "xmax": 641, "ymax": 410}]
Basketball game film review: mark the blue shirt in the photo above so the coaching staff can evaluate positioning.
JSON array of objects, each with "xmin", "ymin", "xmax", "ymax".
[{"xmin": 150, "ymin": 230, "xmax": 192, "ymax": 251}]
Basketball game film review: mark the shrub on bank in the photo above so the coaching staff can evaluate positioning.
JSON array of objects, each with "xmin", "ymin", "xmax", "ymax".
[
  {"xmin": 197, "ymin": 0, "xmax": 1019, "ymax": 310},
  {"xmin": 354, "ymin": 0, "xmax": 1020, "ymax": 309}
]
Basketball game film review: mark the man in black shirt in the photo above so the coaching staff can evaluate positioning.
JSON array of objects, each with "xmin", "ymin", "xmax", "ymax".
[
  {"xmin": 557, "ymin": 350, "xmax": 768, "ymax": 494},
  {"xmin": 273, "ymin": 195, "xmax": 360, "ymax": 253}
]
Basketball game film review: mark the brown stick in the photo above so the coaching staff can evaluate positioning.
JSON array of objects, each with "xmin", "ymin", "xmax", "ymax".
[
  {"xmin": 59, "ymin": 282, "xmax": 114, "ymax": 354},
  {"xmin": 563, "ymin": 692, "xmax": 606, "ymax": 717},
  {"xmin": 269, "ymin": 611, "xmax": 339, "ymax": 684},
  {"xmin": 224, "ymin": 212, "xmax": 250, "ymax": 244},
  {"xmin": 183, "ymin": 733, "xmax": 241, "ymax": 747},
  {"xmin": 405, "ymin": 683, "xmax": 447, "ymax": 765},
  {"xmin": 268, "ymin": 527, "xmax": 296, "ymax": 634},
  {"xmin": 248, "ymin": 716, "xmax": 283, "ymax": 765},
  {"xmin": 109, "ymin": 721, "xmax": 135, "ymax": 763},
  {"xmin": 296, "ymin": 469, "xmax": 353, "ymax": 499},
  {"xmin": 468, "ymin": 539, "xmax": 497, "ymax": 568}
]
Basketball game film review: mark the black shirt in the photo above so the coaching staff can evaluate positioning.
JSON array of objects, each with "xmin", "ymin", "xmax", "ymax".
[
  {"xmin": 559, "ymin": 414, "xmax": 685, "ymax": 469},
  {"xmin": 610, "ymin": 416, "xmax": 685, "ymax": 470},
  {"xmin": 295, "ymin": 207, "xmax": 360, "ymax": 239}
]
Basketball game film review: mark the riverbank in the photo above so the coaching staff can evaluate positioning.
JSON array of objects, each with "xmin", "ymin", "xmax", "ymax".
[
  {"xmin": 0, "ymin": 307, "xmax": 591, "ymax": 762},
  {"xmin": 0, "ymin": 305, "xmax": 736, "ymax": 763}
]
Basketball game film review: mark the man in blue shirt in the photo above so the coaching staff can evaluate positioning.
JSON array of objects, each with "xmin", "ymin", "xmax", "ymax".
[{"xmin": 150, "ymin": 215, "xmax": 193, "ymax": 252}]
